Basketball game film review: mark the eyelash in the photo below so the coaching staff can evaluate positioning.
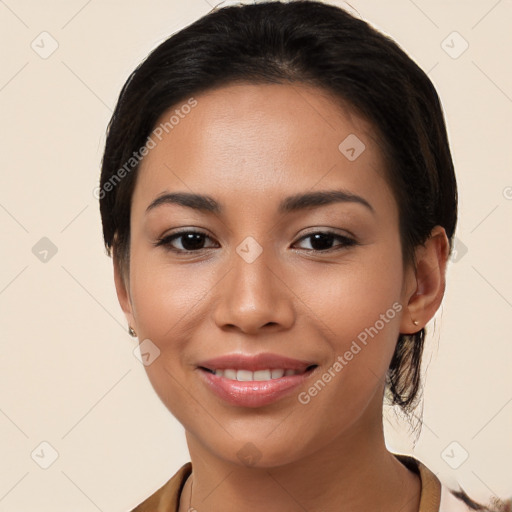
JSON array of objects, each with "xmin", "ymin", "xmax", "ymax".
[{"xmin": 153, "ymin": 229, "xmax": 358, "ymax": 254}]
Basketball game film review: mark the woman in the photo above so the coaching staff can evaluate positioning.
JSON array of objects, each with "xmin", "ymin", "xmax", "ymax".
[{"xmin": 98, "ymin": 1, "xmax": 507, "ymax": 511}]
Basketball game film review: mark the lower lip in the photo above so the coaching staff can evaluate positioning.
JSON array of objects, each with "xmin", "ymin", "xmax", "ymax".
[{"xmin": 198, "ymin": 368, "xmax": 316, "ymax": 408}]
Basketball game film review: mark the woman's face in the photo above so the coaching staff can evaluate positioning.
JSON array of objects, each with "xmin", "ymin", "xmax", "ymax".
[{"xmin": 116, "ymin": 83, "xmax": 420, "ymax": 467}]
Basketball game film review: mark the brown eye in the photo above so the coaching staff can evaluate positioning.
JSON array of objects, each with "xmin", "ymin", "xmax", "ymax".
[
  {"xmin": 293, "ymin": 231, "xmax": 357, "ymax": 252},
  {"xmin": 155, "ymin": 230, "xmax": 218, "ymax": 252}
]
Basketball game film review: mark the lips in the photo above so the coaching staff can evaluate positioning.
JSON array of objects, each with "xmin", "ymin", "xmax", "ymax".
[
  {"xmin": 196, "ymin": 352, "xmax": 318, "ymax": 407},
  {"xmin": 197, "ymin": 352, "xmax": 317, "ymax": 373}
]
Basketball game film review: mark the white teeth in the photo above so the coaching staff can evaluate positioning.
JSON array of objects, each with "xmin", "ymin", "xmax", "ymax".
[
  {"xmin": 271, "ymin": 369, "xmax": 285, "ymax": 379},
  {"xmin": 253, "ymin": 370, "xmax": 271, "ymax": 381},
  {"xmin": 236, "ymin": 369, "xmax": 253, "ymax": 382},
  {"xmin": 212, "ymin": 368, "xmax": 300, "ymax": 381},
  {"xmin": 223, "ymin": 369, "xmax": 237, "ymax": 380}
]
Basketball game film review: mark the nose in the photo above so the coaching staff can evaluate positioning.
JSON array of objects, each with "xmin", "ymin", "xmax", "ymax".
[{"xmin": 212, "ymin": 247, "xmax": 295, "ymax": 335}]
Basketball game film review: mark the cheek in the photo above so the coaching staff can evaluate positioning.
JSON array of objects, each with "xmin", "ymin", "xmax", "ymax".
[
  {"xmin": 297, "ymin": 241, "xmax": 405, "ymax": 347},
  {"xmin": 127, "ymin": 251, "xmax": 208, "ymax": 419},
  {"xmin": 296, "ymin": 241, "xmax": 405, "ymax": 402},
  {"xmin": 129, "ymin": 247, "xmax": 211, "ymax": 340}
]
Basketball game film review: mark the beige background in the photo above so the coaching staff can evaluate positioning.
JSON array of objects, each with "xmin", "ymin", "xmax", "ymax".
[{"xmin": 0, "ymin": 0, "xmax": 511, "ymax": 510}]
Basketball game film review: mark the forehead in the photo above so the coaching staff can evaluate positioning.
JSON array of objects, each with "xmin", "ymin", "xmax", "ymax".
[{"xmin": 133, "ymin": 82, "xmax": 395, "ymax": 217}]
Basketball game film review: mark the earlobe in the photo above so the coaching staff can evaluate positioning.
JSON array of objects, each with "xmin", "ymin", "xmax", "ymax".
[
  {"xmin": 400, "ymin": 226, "xmax": 450, "ymax": 334},
  {"xmin": 112, "ymin": 248, "xmax": 136, "ymax": 331}
]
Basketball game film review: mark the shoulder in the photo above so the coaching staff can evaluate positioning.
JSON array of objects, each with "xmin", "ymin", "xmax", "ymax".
[
  {"xmin": 394, "ymin": 453, "xmax": 491, "ymax": 512},
  {"xmin": 398, "ymin": 454, "xmax": 510, "ymax": 512},
  {"xmin": 129, "ymin": 461, "xmax": 192, "ymax": 512}
]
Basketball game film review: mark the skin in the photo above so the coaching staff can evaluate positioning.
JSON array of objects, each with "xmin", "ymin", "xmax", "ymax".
[{"xmin": 114, "ymin": 83, "xmax": 449, "ymax": 512}]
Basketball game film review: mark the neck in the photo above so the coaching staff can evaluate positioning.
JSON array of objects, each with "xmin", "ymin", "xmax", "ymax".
[{"xmin": 179, "ymin": 400, "xmax": 420, "ymax": 512}]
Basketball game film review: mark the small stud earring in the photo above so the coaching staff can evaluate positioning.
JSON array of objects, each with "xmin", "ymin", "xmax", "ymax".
[
  {"xmin": 128, "ymin": 326, "xmax": 137, "ymax": 337},
  {"xmin": 413, "ymin": 320, "xmax": 419, "ymax": 326}
]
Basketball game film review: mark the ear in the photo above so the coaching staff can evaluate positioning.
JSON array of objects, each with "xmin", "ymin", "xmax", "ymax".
[
  {"xmin": 112, "ymin": 247, "xmax": 136, "ymax": 332},
  {"xmin": 400, "ymin": 226, "xmax": 450, "ymax": 334}
]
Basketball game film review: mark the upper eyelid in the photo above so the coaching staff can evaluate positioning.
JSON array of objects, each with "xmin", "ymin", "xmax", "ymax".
[
  {"xmin": 158, "ymin": 228, "xmax": 353, "ymax": 240},
  {"xmin": 155, "ymin": 229, "xmax": 216, "ymax": 247},
  {"xmin": 156, "ymin": 228, "xmax": 356, "ymax": 250}
]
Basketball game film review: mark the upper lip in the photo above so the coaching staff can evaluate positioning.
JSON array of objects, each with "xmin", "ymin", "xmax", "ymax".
[{"xmin": 197, "ymin": 352, "xmax": 317, "ymax": 372}]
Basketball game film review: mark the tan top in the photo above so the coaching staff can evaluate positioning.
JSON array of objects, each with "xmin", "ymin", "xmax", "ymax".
[{"xmin": 129, "ymin": 454, "xmax": 469, "ymax": 512}]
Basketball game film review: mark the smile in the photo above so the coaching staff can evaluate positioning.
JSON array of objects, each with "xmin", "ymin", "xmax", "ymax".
[
  {"xmin": 197, "ymin": 364, "xmax": 318, "ymax": 408},
  {"xmin": 201, "ymin": 367, "xmax": 313, "ymax": 381}
]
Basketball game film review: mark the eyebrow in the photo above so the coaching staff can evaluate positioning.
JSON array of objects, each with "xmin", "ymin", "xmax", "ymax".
[{"xmin": 145, "ymin": 189, "xmax": 375, "ymax": 216}]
